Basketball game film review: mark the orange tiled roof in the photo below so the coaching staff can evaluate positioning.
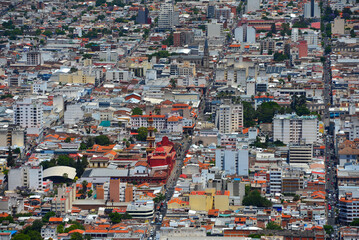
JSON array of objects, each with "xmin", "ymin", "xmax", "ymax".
[{"xmin": 49, "ymin": 217, "xmax": 63, "ymax": 222}]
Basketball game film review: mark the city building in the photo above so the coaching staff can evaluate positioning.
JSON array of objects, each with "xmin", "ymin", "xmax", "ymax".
[
  {"xmin": 339, "ymin": 192, "xmax": 359, "ymax": 224},
  {"xmin": 273, "ymin": 114, "xmax": 319, "ymax": 145},
  {"xmin": 332, "ymin": 17, "xmax": 345, "ymax": 35},
  {"xmin": 298, "ymin": 40, "xmax": 308, "ymax": 58},
  {"xmin": 215, "ymin": 104, "xmax": 243, "ymax": 134},
  {"xmin": 136, "ymin": 7, "xmax": 150, "ymax": 24},
  {"xmin": 206, "ymin": 21, "xmax": 223, "ymax": 38},
  {"xmin": 158, "ymin": 1, "xmax": 179, "ymax": 30},
  {"xmin": 0, "ymin": 125, "xmax": 25, "ymax": 148},
  {"xmin": 58, "ymin": 71, "xmax": 96, "ymax": 84},
  {"xmin": 13, "ymin": 98, "xmax": 43, "ymax": 135},
  {"xmin": 289, "ymin": 145, "xmax": 313, "ymax": 163},
  {"xmin": 304, "ymin": 0, "xmax": 320, "ymax": 18},
  {"xmin": 246, "ymin": 0, "xmax": 260, "ymax": 13},
  {"xmin": 215, "ymin": 149, "xmax": 249, "ymax": 176},
  {"xmin": 269, "ymin": 167, "xmax": 282, "ymax": 195},
  {"xmin": 234, "ymin": 25, "xmax": 256, "ymax": 43},
  {"xmin": 64, "ymin": 104, "xmax": 84, "ymax": 126},
  {"xmin": 26, "ymin": 51, "xmax": 42, "ymax": 66},
  {"xmin": 8, "ymin": 166, "xmax": 43, "ymax": 191}
]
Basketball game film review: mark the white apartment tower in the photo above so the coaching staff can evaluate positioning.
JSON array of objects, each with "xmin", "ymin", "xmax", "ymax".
[
  {"xmin": 26, "ymin": 51, "xmax": 42, "ymax": 66},
  {"xmin": 158, "ymin": 1, "xmax": 179, "ymax": 30},
  {"xmin": 234, "ymin": 25, "xmax": 256, "ymax": 43},
  {"xmin": 215, "ymin": 149, "xmax": 249, "ymax": 176},
  {"xmin": 13, "ymin": 98, "xmax": 43, "ymax": 135},
  {"xmin": 206, "ymin": 20, "xmax": 224, "ymax": 39},
  {"xmin": 246, "ymin": 0, "xmax": 261, "ymax": 13},
  {"xmin": 269, "ymin": 167, "xmax": 282, "ymax": 195},
  {"xmin": 304, "ymin": 0, "xmax": 320, "ymax": 18},
  {"xmin": 291, "ymin": 28, "xmax": 299, "ymax": 42},
  {"xmin": 215, "ymin": 104, "xmax": 243, "ymax": 134},
  {"xmin": 273, "ymin": 114, "xmax": 319, "ymax": 145},
  {"xmin": 8, "ymin": 166, "xmax": 43, "ymax": 191}
]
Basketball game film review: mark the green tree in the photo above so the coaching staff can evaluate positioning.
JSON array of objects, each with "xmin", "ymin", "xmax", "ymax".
[
  {"xmin": 6, "ymin": 147, "xmax": 14, "ymax": 167},
  {"xmin": 136, "ymin": 127, "xmax": 148, "ymax": 141},
  {"xmin": 57, "ymin": 155, "xmax": 75, "ymax": 167},
  {"xmin": 148, "ymin": 50, "xmax": 170, "ymax": 60},
  {"xmin": 256, "ymin": 102, "xmax": 282, "ymax": 123},
  {"xmin": 242, "ymin": 190, "xmax": 272, "ymax": 207},
  {"xmin": 94, "ymin": 135, "xmax": 110, "ymax": 146},
  {"xmin": 131, "ymin": 107, "xmax": 143, "ymax": 116},
  {"xmin": 57, "ymin": 224, "xmax": 64, "ymax": 233},
  {"xmin": 12, "ymin": 234, "xmax": 31, "ymax": 240},
  {"xmin": 64, "ymin": 222, "xmax": 85, "ymax": 233},
  {"xmin": 350, "ymin": 29, "xmax": 356, "ymax": 38},
  {"xmin": 170, "ymin": 79, "xmax": 176, "ymax": 88},
  {"xmin": 43, "ymin": 30, "xmax": 53, "ymax": 37},
  {"xmin": 273, "ymin": 52, "xmax": 289, "ymax": 62},
  {"xmin": 266, "ymin": 221, "xmax": 282, "ymax": 230},
  {"xmin": 324, "ymin": 225, "xmax": 334, "ymax": 235},
  {"xmin": 109, "ymin": 212, "xmax": 122, "ymax": 223},
  {"xmin": 351, "ymin": 219, "xmax": 359, "ymax": 226},
  {"xmin": 109, "ymin": 212, "xmax": 132, "ymax": 223},
  {"xmin": 161, "ymin": 32, "xmax": 173, "ymax": 46},
  {"xmin": 42, "ymin": 211, "xmax": 56, "ymax": 223},
  {"xmin": 71, "ymin": 232, "xmax": 84, "ymax": 240},
  {"xmin": 79, "ymin": 142, "xmax": 87, "ymax": 150},
  {"xmin": 242, "ymin": 101, "xmax": 256, "ymax": 127},
  {"xmin": 153, "ymin": 193, "xmax": 165, "ymax": 203},
  {"xmin": 64, "ymin": 137, "xmax": 71, "ymax": 143}
]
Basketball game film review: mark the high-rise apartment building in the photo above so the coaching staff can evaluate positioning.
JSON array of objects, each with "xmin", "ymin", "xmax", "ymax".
[
  {"xmin": 246, "ymin": 0, "xmax": 261, "ymax": 13},
  {"xmin": 304, "ymin": 0, "xmax": 320, "ymax": 18},
  {"xmin": 136, "ymin": 7, "xmax": 150, "ymax": 24},
  {"xmin": 273, "ymin": 114, "xmax": 319, "ymax": 145},
  {"xmin": 8, "ymin": 166, "xmax": 43, "ymax": 191},
  {"xmin": 215, "ymin": 104, "xmax": 243, "ymax": 134},
  {"xmin": 298, "ymin": 40, "xmax": 308, "ymax": 58},
  {"xmin": 158, "ymin": 1, "xmax": 179, "ymax": 30},
  {"xmin": 289, "ymin": 145, "xmax": 313, "ymax": 163},
  {"xmin": 215, "ymin": 149, "xmax": 249, "ymax": 176},
  {"xmin": 207, "ymin": 4, "xmax": 215, "ymax": 18},
  {"xmin": 26, "ymin": 51, "xmax": 42, "ymax": 66},
  {"xmin": 13, "ymin": 98, "xmax": 43, "ymax": 135},
  {"xmin": 269, "ymin": 167, "xmax": 282, "ymax": 195},
  {"xmin": 206, "ymin": 21, "xmax": 223, "ymax": 38},
  {"xmin": 234, "ymin": 25, "xmax": 256, "ymax": 43}
]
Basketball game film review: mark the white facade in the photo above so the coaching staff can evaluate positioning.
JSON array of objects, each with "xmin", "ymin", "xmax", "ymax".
[
  {"xmin": 206, "ymin": 21, "xmax": 223, "ymax": 38},
  {"xmin": 13, "ymin": 98, "xmax": 43, "ymax": 135},
  {"xmin": 99, "ymin": 51, "xmax": 118, "ymax": 62},
  {"xmin": 246, "ymin": 0, "xmax": 260, "ymax": 13},
  {"xmin": 215, "ymin": 104, "xmax": 243, "ymax": 134},
  {"xmin": 64, "ymin": 104, "xmax": 84, "ymax": 126},
  {"xmin": 303, "ymin": 29, "xmax": 319, "ymax": 46},
  {"xmin": 269, "ymin": 168, "xmax": 282, "ymax": 195},
  {"xmin": 273, "ymin": 114, "xmax": 319, "ymax": 145},
  {"xmin": 291, "ymin": 28, "xmax": 299, "ymax": 42},
  {"xmin": 32, "ymin": 81, "xmax": 47, "ymax": 95},
  {"xmin": 8, "ymin": 166, "xmax": 43, "ymax": 191},
  {"xmin": 105, "ymin": 70, "xmax": 134, "ymax": 83},
  {"xmin": 130, "ymin": 115, "xmax": 166, "ymax": 131},
  {"xmin": 215, "ymin": 149, "xmax": 249, "ymax": 176},
  {"xmin": 234, "ymin": 26, "xmax": 256, "ymax": 43},
  {"xmin": 304, "ymin": 1, "xmax": 320, "ymax": 18},
  {"xmin": 158, "ymin": 1, "xmax": 179, "ymax": 30}
]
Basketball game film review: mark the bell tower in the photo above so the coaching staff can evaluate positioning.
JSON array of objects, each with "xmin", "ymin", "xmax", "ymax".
[{"xmin": 146, "ymin": 112, "xmax": 156, "ymax": 154}]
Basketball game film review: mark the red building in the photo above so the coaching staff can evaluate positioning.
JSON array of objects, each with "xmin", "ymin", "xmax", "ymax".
[
  {"xmin": 147, "ymin": 136, "xmax": 176, "ymax": 172},
  {"xmin": 298, "ymin": 40, "xmax": 308, "ymax": 58},
  {"xmin": 173, "ymin": 32, "xmax": 181, "ymax": 47}
]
